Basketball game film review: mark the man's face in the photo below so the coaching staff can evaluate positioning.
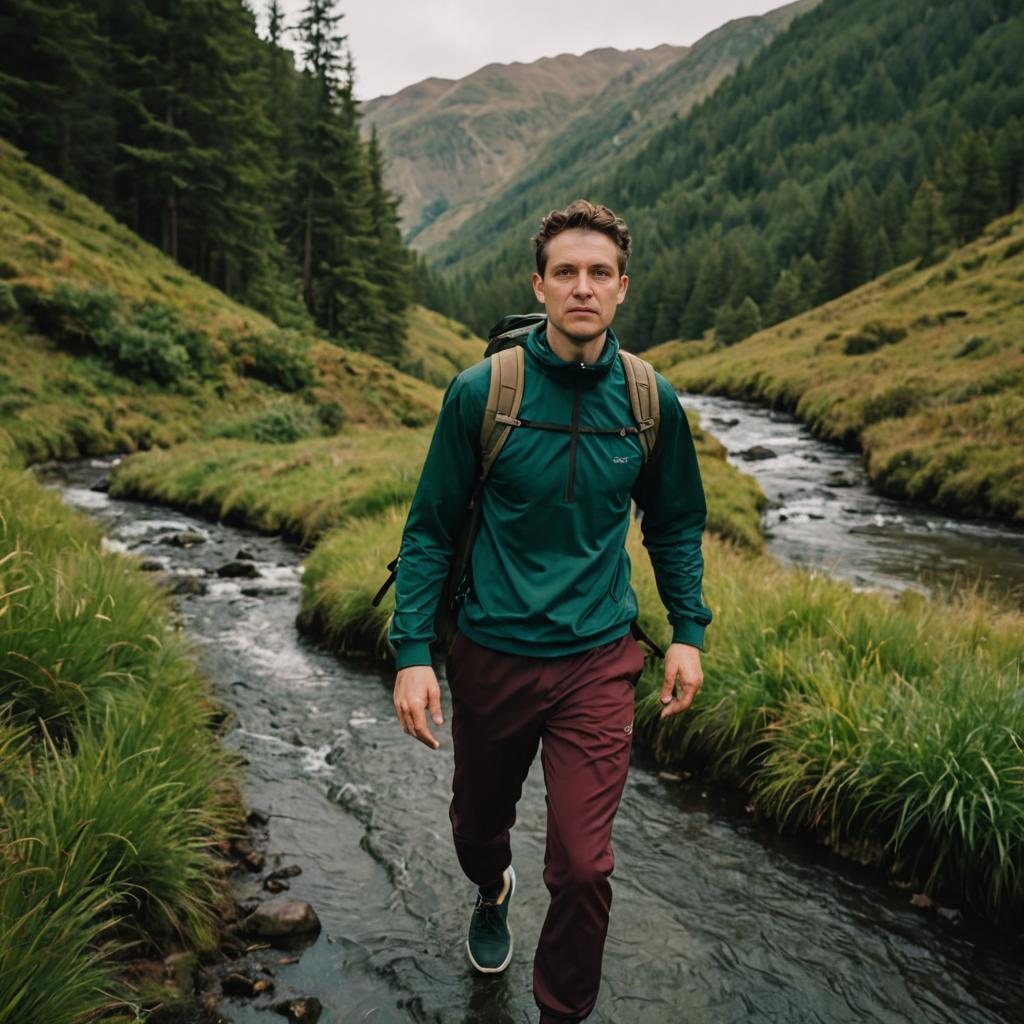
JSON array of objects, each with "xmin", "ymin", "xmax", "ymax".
[{"xmin": 531, "ymin": 228, "xmax": 629, "ymax": 346}]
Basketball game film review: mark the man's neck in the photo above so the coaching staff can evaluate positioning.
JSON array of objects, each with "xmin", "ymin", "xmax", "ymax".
[{"xmin": 546, "ymin": 321, "xmax": 607, "ymax": 365}]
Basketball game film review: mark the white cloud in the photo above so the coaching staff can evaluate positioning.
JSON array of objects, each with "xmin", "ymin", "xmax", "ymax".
[{"xmin": 271, "ymin": 0, "xmax": 791, "ymax": 100}]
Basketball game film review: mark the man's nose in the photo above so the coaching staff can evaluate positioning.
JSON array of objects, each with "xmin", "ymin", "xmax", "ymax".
[{"xmin": 574, "ymin": 273, "xmax": 594, "ymax": 296}]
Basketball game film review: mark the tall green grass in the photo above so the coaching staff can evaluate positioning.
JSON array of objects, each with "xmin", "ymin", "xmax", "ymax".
[
  {"xmin": 626, "ymin": 521, "xmax": 1024, "ymax": 919},
  {"xmin": 0, "ymin": 468, "xmax": 245, "ymax": 1022}
]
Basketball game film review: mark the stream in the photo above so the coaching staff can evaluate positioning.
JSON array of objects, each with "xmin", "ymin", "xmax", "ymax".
[
  {"xmin": 36, "ymin": 397, "xmax": 1024, "ymax": 1024},
  {"xmin": 679, "ymin": 390, "xmax": 1024, "ymax": 607}
]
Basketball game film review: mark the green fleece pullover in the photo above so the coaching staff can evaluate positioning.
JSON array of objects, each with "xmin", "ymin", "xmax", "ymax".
[{"xmin": 390, "ymin": 324, "xmax": 713, "ymax": 669}]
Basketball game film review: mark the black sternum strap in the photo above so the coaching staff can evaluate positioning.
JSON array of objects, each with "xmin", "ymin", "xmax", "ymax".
[{"xmin": 495, "ymin": 414, "xmax": 639, "ymax": 437}]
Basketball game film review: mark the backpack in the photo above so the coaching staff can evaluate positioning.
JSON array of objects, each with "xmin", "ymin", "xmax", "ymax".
[{"xmin": 372, "ymin": 313, "xmax": 665, "ymax": 658}]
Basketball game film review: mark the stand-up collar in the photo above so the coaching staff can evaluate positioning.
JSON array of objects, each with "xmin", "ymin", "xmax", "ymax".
[{"xmin": 525, "ymin": 323, "xmax": 620, "ymax": 388}]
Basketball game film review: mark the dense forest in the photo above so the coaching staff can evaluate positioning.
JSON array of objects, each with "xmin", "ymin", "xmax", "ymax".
[
  {"xmin": 427, "ymin": 0, "xmax": 1024, "ymax": 349},
  {"xmin": 0, "ymin": 0, "xmax": 411, "ymax": 360}
]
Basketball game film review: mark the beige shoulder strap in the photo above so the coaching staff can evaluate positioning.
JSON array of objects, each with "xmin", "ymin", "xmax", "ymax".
[
  {"xmin": 479, "ymin": 345, "xmax": 525, "ymax": 479},
  {"xmin": 618, "ymin": 350, "xmax": 660, "ymax": 462}
]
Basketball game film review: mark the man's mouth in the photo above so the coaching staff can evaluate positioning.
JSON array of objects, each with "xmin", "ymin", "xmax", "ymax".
[{"xmin": 568, "ymin": 307, "xmax": 598, "ymax": 315}]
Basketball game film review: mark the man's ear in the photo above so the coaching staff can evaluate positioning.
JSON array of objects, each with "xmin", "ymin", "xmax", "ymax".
[
  {"xmin": 617, "ymin": 273, "xmax": 629, "ymax": 305},
  {"xmin": 531, "ymin": 271, "xmax": 545, "ymax": 304}
]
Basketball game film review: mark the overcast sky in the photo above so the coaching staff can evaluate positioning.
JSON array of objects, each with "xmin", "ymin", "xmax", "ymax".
[{"xmin": 272, "ymin": 1, "xmax": 790, "ymax": 101}]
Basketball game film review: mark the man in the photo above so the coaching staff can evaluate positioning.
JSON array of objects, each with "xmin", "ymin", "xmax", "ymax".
[{"xmin": 389, "ymin": 199, "xmax": 713, "ymax": 1023}]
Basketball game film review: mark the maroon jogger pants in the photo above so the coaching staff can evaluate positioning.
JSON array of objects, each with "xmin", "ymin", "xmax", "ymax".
[{"xmin": 444, "ymin": 628, "xmax": 646, "ymax": 1022}]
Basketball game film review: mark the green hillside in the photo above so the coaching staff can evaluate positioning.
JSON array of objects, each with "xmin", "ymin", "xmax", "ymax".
[
  {"xmin": 431, "ymin": 0, "xmax": 1024, "ymax": 348},
  {"xmin": 0, "ymin": 140, "xmax": 469, "ymax": 466},
  {"xmin": 399, "ymin": 305, "xmax": 485, "ymax": 387},
  {"xmin": 649, "ymin": 211, "xmax": 1024, "ymax": 524}
]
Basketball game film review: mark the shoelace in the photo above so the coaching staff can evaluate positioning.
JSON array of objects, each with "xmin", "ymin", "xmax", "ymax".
[{"xmin": 472, "ymin": 895, "xmax": 506, "ymax": 935}]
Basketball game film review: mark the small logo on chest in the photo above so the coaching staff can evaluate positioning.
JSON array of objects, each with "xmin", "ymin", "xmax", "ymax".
[{"xmin": 612, "ymin": 455, "xmax": 632, "ymax": 464}]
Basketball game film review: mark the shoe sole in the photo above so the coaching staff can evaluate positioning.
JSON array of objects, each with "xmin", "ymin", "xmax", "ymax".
[{"xmin": 466, "ymin": 865, "xmax": 516, "ymax": 974}]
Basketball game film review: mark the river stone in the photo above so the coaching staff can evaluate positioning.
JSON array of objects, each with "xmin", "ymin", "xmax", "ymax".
[
  {"xmin": 161, "ymin": 574, "xmax": 207, "ymax": 596},
  {"xmin": 236, "ymin": 547, "xmax": 257, "ymax": 561},
  {"xmin": 272, "ymin": 997, "xmax": 323, "ymax": 1023},
  {"xmin": 139, "ymin": 558, "xmax": 165, "ymax": 572},
  {"xmin": 89, "ymin": 474, "xmax": 110, "ymax": 492},
  {"xmin": 824, "ymin": 471, "xmax": 855, "ymax": 487},
  {"xmin": 247, "ymin": 807, "xmax": 271, "ymax": 827},
  {"xmin": 217, "ymin": 560, "xmax": 262, "ymax": 579},
  {"xmin": 231, "ymin": 837, "xmax": 265, "ymax": 872},
  {"xmin": 738, "ymin": 445, "xmax": 777, "ymax": 461},
  {"xmin": 166, "ymin": 531, "xmax": 207, "ymax": 547},
  {"xmin": 223, "ymin": 971, "xmax": 261, "ymax": 996},
  {"xmin": 266, "ymin": 864, "xmax": 303, "ymax": 881},
  {"xmin": 243, "ymin": 900, "xmax": 321, "ymax": 941}
]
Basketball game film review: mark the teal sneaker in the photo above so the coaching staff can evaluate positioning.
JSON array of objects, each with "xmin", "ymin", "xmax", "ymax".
[{"xmin": 466, "ymin": 865, "xmax": 516, "ymax": 973}]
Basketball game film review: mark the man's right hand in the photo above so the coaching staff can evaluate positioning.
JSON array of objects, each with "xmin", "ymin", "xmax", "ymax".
[{"xmin": 393, "ymin": 666, "xmax": 444, "ymax": 750}]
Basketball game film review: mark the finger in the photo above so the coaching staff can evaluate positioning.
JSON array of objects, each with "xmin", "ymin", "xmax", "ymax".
[
  {"xmin": 660, "ymin": 681, "xmax": 702, "ymax": 717},
  {"xmin": 395, "ymin": 700, "xmax": 413, "ymax": 737},
  {"xmin": 428, "ymin": 683, "xmax": 443, "ymax": 726},
  {"xmin": 660, "ymin": 666, "xmax": 677, "ymax": 703},
  {"xmin": 410, "ymin": 703, "xmax": 440, "ymax": 750}
]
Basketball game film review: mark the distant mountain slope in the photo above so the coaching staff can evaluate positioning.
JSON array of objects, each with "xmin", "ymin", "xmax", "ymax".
[
  {"xmin": 363, "ymin": 0, "xmax": 819, "ymax": 251},
  {"xmin": 649, "ymin": 210, "xmax": 1024, "ymax": 524},
  {"xmin": 435, "ymin": 0, "xmax": 1024, "ymax": 348},
  {"xmin": 419, "ymin": 0, "xmax": 819, "ymax": 259},
  {"xmin": 361, "ymin": 45, "xmax": 683, "ymax": 244}
]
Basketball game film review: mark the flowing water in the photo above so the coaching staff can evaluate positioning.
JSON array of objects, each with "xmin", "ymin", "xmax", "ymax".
[
  {"xmin": 37, "ymin": 413, "xmax": 1024, "ymax": 1024},
  {"xmin": 679, "ymin": 390, "xmax": 1024, "ymax": 607}
]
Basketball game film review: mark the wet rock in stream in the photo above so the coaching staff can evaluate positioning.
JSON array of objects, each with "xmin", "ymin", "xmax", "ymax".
[
  {"xmin": 159, "ymin": 573, "xmax": 208, "ymax": 596},
  {"xmin": 217, "ymin": 560, "xmax": 262, "ymax": 579},
  {"xmin": 165, "ymin": 530, "xmax": 208, "ymax": 547},
  {"xmin": 272, "ymin": 997, "xmax": 323, "ymax": 1023},
  {"xmin": 738, "ymin": 444, "xmax": 778, "ymax": 460},
  {"xmin": 242, "ymin": 900, "xmax": 322, "ymax": 945}
]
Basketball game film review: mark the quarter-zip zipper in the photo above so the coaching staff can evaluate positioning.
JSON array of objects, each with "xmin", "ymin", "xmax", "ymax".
[{"xmin": 565, "ymin": 379, "xmax": 582, "ymax": 503}]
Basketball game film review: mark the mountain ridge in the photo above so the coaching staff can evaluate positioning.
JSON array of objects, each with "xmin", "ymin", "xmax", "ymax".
[
  {"xmin": 361, "ymin": 44, "xmax": 684, "ymax": 243},
  {"xmin": 361, "ymin": 0, "xmax": 820, "ymax": 250}
]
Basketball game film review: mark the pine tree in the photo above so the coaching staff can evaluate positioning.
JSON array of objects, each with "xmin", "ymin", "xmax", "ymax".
[
  {"xmin": 902, "ymin": 178, "xmax": 951, "ymax": 265},
  {"xmin": 766, "ymin": 269, "xmax": 804, "ymax": 326},
  {"xmin": 820, "ymin": 202, "xmax": 870, "ymax": 300},
  {"xmin": 871, "ymin": 226, "xmax": 894, "ymax": 277},
  {"xmin": 266, "ymin": 0, "xmax": 286, "ymax": 45},
  {"xmin": 941, "ymin": 130, "xmax": 999, "ymax": 242},
  {"xmin": 362, "ymin": 125, "xmax": 411, "ymax": 358},
  {"xmin": 993, "ymin": 117, "xmax": 1024, "ymax": 214},
  {"xmin": 715, "ymin": 295, "xmax": 761, "ymax": 345}
]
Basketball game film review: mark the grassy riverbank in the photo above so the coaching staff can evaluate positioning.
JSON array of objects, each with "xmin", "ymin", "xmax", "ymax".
[
  {"xmin": 646, "ymin": 210, "xmax": 1024, "ymax": 525},
  {"xmin": 0, "ymin": 464, "xmax": 246, "ymax": 1022}
]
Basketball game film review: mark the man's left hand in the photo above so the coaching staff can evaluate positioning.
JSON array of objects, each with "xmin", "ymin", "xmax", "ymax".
[{"xmin": 659, "ymin": 643, "xmax": 703, "ymax": 718}]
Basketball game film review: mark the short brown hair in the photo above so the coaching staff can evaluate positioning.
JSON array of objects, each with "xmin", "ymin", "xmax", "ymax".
[{"xmin": 531, "ymin": 199, "xmax": 632, "ymax": 276}]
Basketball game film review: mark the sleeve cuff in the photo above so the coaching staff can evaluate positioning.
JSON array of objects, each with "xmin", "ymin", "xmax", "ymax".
[
  {"xmin": 671, "ymin": 619, "xmax": 706, "ymax": 651},
  {"xmin": 394, "ymin": 640, "xmax": 433, "ymax": 670}
]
